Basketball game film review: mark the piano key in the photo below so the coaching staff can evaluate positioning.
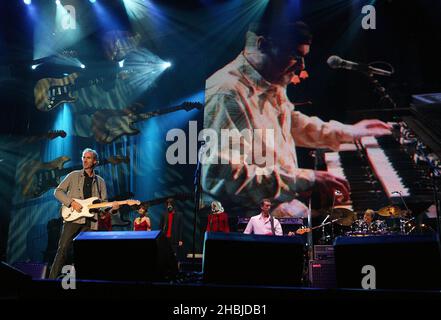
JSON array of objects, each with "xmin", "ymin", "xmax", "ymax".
[
  {"xmin": 360, "ymin": 136, "xmax": 410, "ymax": 198},
  {"xmin": 325, "ymin": 148, "xmax": 389, "ymax": 211}
]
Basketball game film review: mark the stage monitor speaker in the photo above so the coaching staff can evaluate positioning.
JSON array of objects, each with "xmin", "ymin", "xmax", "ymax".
[
  {"xmin": 73, "ymin": 231, "xmax": 177, "ymax": 281},
  {"xmin": 334, "ymin": 234, "xmax": 441, "ymax": 290},
  {"xmin": 0, "ymin": 261, "xmax": 31, "ymax": 296},
  {"xmin": 203, "ymin": 232, "xmax": 305, "ymax": 286}
]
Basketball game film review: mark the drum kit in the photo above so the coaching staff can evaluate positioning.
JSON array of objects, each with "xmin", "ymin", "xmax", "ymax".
[{"xmin": 318, "ymin": 205, "xmax": 434, "ymax": 239}]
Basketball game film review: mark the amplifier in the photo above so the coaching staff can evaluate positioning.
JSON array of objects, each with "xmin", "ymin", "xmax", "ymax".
[
  {"xmin": 309, "ymin": 259, "xmax": 336, "ymax": 288},
  {"xmin": 314, "ymin": 245, "xmax": 334, "ymax": 260}
]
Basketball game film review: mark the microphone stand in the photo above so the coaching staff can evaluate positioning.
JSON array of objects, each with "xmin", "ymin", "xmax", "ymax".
[
  {"xmin": 320, "ymin": 215, "xmax": 330, "ymax": 244},
  {"xmin": 391, "ymin": 191, "xmax": 411, "ymax": 234},
  {"xmin": 307, "ymin": 150, "xmax": 324, "ymax": 255},
  {"xmin": 416, "ymin": 145, "xmax": 441, "ymax": 242},
  {"xmin": 192, "ymin": 141, "xmax": 205, "ymax": 273},
  {"xmin": 364, "ymin": 72, "xmax": 397, "ymax": 108},
  {"xmin": 329, "ymin": 190, "xmax": 341, "ymax": 242}
]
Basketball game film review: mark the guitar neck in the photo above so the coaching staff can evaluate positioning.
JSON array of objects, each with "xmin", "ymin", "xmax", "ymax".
[
  {"xmin": 53, "ymin": 159, "xmax": 114, "ymax": 179},
  {"xmin": 88, "ymin": 200, "xmax": 130, "ymax": 209},
  {"xmin": 134, "ymin": 103, "xmax": 201, "ymax": 123},
  {"xmin": 74, "ymin": 71, "xmax": 129, "ymax": 91},
  {"xmin": 74, "ymin": 77, "xmax": 105, "ymax": 91}
]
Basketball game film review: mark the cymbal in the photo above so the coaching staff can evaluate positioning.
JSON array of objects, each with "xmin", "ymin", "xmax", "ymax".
[
  {"xmin": 330, "ymin": 207, "xmax": 357, "ymax": 226},
  {"xmin": 377, "ymin": 205, "xmax": 402, "ymax": 217}
]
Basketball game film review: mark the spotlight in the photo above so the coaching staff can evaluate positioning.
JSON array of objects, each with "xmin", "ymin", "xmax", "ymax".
[
  {"xmin": 23, "ymin": 0, "xmax": 32, "ymax": 5},
  {"xmin": 31, "ymin": 64, "xmax": 38, "ymax": 70},
  {"xmin": 55, "ymin": 0, "xmax": 61, "ymax": 5},
  {"xmin": 162, "ymin": 62, "xmax": 172, "ymax": 69},
  {"xmin": 118, "ymin": 60, "xmax": 125, "ymax": 68},
  {"xmin": 89, "ymin": 0, "xmax": 96, "ymax": 3},
  {"xmin": 80, "ymin": 64, "xmax": 86, "ymax": 69}
]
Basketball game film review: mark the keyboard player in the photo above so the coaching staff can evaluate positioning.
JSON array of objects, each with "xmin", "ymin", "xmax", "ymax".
[{"xmin": 202, "ymin": 21, "xmax": 394, "ymax": 218}]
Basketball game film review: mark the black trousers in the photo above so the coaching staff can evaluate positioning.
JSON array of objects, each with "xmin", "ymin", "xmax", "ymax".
[{"xmin": 49, "ymin": 220, "xmax": 91, "ymax": 279}]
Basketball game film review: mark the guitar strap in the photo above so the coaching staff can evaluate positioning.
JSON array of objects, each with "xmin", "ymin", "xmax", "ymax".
[
  {"xmin": 93, "ymin": 170, "xmax": 102, "ymax": 200},
  {"xmin": 270, "ymin": 216, "xmax": 275, "ymax": 235}
]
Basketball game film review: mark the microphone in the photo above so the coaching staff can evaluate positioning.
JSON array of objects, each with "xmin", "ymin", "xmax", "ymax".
[
  {"xmin": 391, "ymin": 191, "xmax": 413, "ymax": 234},
  {"xmin": 391, "ymin": 191, "xmax": 411, "ymax": 213},
  {"xmin": 327, "ymin": 55, "xmax": 392, "ymax": 76}
]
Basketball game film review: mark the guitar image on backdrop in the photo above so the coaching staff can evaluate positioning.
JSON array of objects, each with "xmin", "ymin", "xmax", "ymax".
[
  {"xmin": 18, "ymin": 155, "xmax": 129, "ymax": 198},
  {"xmin": 91, "ymin": 101, "xmax": 203, "ymax": 144},
  {"xmin": 34, "ymin": 69, "xmax": 136, "ymax": 112}
]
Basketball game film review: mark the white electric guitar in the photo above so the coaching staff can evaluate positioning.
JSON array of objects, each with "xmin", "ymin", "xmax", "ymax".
[{"xmin": 61, "ymin": 197, "xmax": 140, "ymax": 222}]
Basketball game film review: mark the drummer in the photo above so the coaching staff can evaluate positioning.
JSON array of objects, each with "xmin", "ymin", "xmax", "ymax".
[{"xmin": 363, "ymin": 209, "xmax": 375, "ymax": 226}]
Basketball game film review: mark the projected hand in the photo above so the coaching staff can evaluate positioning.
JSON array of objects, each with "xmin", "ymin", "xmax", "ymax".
[
  {"xmin": 314, "ymin": 171, "xmax": 350, "ymax": 206},
  {"xmin": 351, "ymin": 119, "xmax": 392, "ymax": 139}
]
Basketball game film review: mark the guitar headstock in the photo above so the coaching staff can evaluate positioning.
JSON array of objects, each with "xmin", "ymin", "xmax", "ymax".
[
  {"xmin": 141, "ymin": 192, "xmax": 194, "ymax": 207},
  {"xmin": 295, "ymin": 227, "xmax": 311, "ymax": 235},
  {"xmin": 46, "ymin": 130, "xmax": 67, "ymax": 139},
  {"xmin": 181, "ymin": 102, "xmax": 204, "ymax": 111},
  {"xmin": 126, "ymin": 199, "xmax": 141, "ymax": 206}
]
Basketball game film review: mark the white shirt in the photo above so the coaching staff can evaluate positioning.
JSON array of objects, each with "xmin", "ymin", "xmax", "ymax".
[{"xmin": 243, "ymin": 213, "xmax": 283, "ymax": 236}]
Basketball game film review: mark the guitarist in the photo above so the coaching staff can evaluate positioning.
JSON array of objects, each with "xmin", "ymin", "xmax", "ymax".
[
  {"xmin": 243, "ymin": 199, "xmax": 283, "ymax": 236},
  {"xmin": 49, "ymin": 148, "xmax": 120, "ymax": 279}
]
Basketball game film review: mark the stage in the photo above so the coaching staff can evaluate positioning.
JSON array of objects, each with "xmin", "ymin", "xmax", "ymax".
[{"xmin": 2, "ymin": 1, "xmax": 441, "ymax": 308}]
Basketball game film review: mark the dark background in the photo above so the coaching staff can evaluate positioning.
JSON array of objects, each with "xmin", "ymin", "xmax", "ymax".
[{"xmin": 1, "ymin": 0, "xmax": 440, "ymax": 263}]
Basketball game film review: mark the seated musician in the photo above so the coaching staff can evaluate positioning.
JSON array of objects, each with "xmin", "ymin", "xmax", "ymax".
[
  {"xmin": 133, "ymin": 203, "xmax": 152, "ymax": 231},
  {"xmin": 353, "ymin": 208, "xmax": 385, "ymax": 233},
  {"xmin": 363, "ymin": 209, "xmax": 375, "ymax": 226},
  {"xmin": 202, "ymin": 20, "xmax": 392, "ymax": 218}
]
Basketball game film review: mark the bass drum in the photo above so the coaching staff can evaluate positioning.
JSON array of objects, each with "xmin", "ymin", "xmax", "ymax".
[
  {"xmin": 346, "ymin": 219, "xmax": 387, "ymax": 236},
  {"xmin": 370, "ymin": 220, "xmax": 387, "ymax": 234}
]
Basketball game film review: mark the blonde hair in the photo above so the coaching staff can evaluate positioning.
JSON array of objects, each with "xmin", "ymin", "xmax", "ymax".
[{"xmin": 211, "ymin": 201, "xmax": 224, "ymax": 213}]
